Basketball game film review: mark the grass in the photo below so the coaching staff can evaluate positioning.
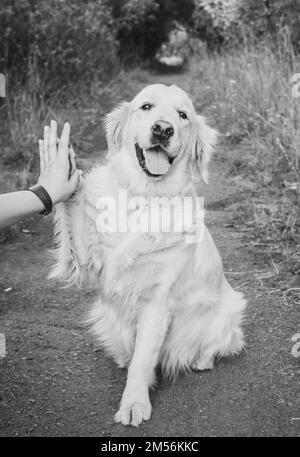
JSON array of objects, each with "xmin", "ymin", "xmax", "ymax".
[
  {"xmin": 185, "ymin": 37, "xmax": 300, "ymax": 290},
  {"xmin": 188, "ymin": 39, "xmax": 299, "ymax": 183}
]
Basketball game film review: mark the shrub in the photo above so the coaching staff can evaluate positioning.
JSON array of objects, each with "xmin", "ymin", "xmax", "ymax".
[
  {"xmin": 191, "ymin": 0, "xmax": 241, "ymax": 47},
  {"xmin": 0, "ymin": 0, "xmax": 119, "ymax": 90},
  {"xmin": 239, "ymin": 0, "xmax": 300, "ymax": 52},
  {"xmin": 113, "ymin": 0, "xmax": 195, "ymax": 62},
  {"xmin": 191, "ymin": 0, "xmax": 300, "ymax": 51}
]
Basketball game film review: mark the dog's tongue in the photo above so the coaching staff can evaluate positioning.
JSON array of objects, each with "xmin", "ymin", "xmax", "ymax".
[{"xmin": 144, "ymin": 150, "xmax": 170, "ymax": 175}]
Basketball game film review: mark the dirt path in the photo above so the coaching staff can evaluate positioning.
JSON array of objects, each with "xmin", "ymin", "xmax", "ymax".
[{"xmin": 0, "ymin": 72, "xmax": 299, "ymax": 437}]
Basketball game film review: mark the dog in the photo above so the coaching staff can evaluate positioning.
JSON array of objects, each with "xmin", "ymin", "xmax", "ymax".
[{"xmin": 50, "ymin": 84, "xmax": 247, "ymax": 426}]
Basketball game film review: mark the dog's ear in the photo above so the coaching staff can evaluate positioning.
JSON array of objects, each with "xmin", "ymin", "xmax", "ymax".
[
  {"xmin": 189, "ymin": 115, "xmax": 218, "ymax": 184},
  {"xmin": 104, "ymin": 102, "xmax": 130, "ymax": 154}
]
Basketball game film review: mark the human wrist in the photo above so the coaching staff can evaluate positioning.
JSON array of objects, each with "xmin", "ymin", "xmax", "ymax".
[
  {"xmin": 37, "ymin": 179, "xmax": 61, "ymax": 206},
  {"xmin": 22, "ymin": 190, "xmax": 45, "ymax": 213},
  {"xmin": 27, "ymin": 184, "xmax": 53, "ymax": 215}
]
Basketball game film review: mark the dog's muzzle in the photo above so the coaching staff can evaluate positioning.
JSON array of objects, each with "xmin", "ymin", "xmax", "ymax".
[{"xmin": 135, "ymin": 143, "xmax": 175, "ymax": 178}]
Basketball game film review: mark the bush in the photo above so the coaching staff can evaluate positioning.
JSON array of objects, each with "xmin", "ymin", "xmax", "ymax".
[
  {"xmin": 239, "ymin": 0, "xmax": 300, "ymax": 52},
  {"xmin": 113, "ymin": 0, "xmax": 195, "ymax": 62},
  {"xmin": 191, "ymin": 0, "xmax": 241, "ymax": 47},
  {"xmin": 0, "ymin": 0, "xmax": 119, "ymax": 90},
  {"xmin": 0, "ymin": 0, "xmax": 120, "ymax": 174},
  {"xmin": 191, "ymin": 0, "xmax": 300, "ymax": 51}
]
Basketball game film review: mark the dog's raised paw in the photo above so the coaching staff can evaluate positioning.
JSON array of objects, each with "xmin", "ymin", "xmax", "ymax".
[{"xmin": 114, "ymin": 400, "xmax": 152, "ymax": 427}]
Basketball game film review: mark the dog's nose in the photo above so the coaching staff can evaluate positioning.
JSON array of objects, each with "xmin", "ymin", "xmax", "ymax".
[{"xmin": 152, "ymin": 121, "xmax": 174, "ymax": 141}]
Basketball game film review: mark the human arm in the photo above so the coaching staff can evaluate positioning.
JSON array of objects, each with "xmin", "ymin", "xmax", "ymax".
[{"xmin": 0, "ymin": 121, "xmax": 81, "ymax": 230}]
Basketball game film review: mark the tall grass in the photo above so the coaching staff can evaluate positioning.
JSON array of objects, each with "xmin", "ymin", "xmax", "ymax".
[
  {"xmin": 189, "ymin": 34, "xmax": 299, "ymax": 181},
  {"xmin": 187, "ymin": 33, "xmax": 300, "ymax": 267}
]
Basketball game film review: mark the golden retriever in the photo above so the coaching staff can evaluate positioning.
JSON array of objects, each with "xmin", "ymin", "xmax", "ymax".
[{"xmin": 50, "ymin": 84, "xmax": 246, "ymax": 426}]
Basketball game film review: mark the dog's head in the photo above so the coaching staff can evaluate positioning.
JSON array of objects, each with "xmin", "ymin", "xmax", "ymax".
[{"xmin": 105, "ymin": 84, "xmax": 218, "ymax": 189}]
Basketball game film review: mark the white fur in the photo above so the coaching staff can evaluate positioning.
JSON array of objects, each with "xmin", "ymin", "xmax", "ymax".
[{"xmin": 50, "ymin": 84, "xmax": 246, "ymax": 427}]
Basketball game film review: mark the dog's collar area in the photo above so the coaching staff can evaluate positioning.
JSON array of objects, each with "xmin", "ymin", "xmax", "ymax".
[{"xmin": 135, "ymin": 143, "xmax": 175, "ymax": 178}]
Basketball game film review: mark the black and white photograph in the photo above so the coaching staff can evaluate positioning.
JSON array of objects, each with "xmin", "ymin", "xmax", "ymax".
[{"xmin": 0, "ymin": 0, "xmax": 299, "ymax": 440}]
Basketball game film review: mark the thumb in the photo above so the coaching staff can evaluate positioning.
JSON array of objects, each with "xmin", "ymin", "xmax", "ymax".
[{"xmin": 69, "ymin": 169, "xmax": 82, "ymax": 192}]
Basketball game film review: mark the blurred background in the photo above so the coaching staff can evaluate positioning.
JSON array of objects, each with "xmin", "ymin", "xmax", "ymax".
[{"xmin": 0, "ymin": 0, "xmax": 299, "ymax": 260}]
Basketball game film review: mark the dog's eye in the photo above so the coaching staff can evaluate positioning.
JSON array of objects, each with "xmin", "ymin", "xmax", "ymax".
[
  {"xmin": 178, "ymin": 111, "xmax": 188, "ymax": 120},
  {"xmin": 141, "ymin": 103, "xmax": 153, "ymax": 111}
]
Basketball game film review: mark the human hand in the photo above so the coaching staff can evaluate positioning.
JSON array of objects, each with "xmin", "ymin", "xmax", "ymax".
[{"xmin": 38, "ymin": 120, "xmax": 82, "ymax": 205}]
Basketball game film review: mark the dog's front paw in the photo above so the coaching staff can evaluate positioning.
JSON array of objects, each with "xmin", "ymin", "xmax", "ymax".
[{"xmin": 114, "ymin": 397, "xmax": 152, "ymax": 427}]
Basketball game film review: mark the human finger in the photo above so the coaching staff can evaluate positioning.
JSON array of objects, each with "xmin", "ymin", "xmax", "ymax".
[
  {"xmin": 49, "ymin": 120, "xmax": 58, "ymax": 164},
  {"xmin": 43, "ymin": 125, "xmax": 50, "ymax": 172},
  {"xmin": 58, "ymin": 122, "xmax": 71, "ymax": 164},
  {"xmin": 39, "ymin": 139, "xmax": 44, "ymax": 176},
  {"xmin": 69, "ymin": 168, "xmax": 82, "ymax": 194},
  {"xmin": 68, "ymin": 144, "xmax": 76, "ymax": 179}
]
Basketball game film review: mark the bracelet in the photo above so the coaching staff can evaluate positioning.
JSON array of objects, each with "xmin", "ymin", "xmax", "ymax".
[{"xmin": 27, "ymin": 184, "xmax": 53, "ymax": 215}]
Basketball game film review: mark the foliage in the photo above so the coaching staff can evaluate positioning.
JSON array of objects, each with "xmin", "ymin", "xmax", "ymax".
[
  {"xmin": 112, "ymin": 0, "xmax": 195, "ymax": 61},
  {"xmin": 191, "ymin": 0, "xmax": 300, "ymax": 50},
  {"xmin": 239, "ymin": 0, "xmax": 300, "ymax": 51},
  {"xmin": 0, "ymin": 0, "xmax": 119, "ymax": 89},
  {"xmin": 192, "ymin": 0, "xmax": 240, "ymax": 46}
]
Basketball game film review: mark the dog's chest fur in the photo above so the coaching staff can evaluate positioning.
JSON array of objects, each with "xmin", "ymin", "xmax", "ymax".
[{"xmin": 83, "ymin": 164, "xmax": 193, "ymax": 306}]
